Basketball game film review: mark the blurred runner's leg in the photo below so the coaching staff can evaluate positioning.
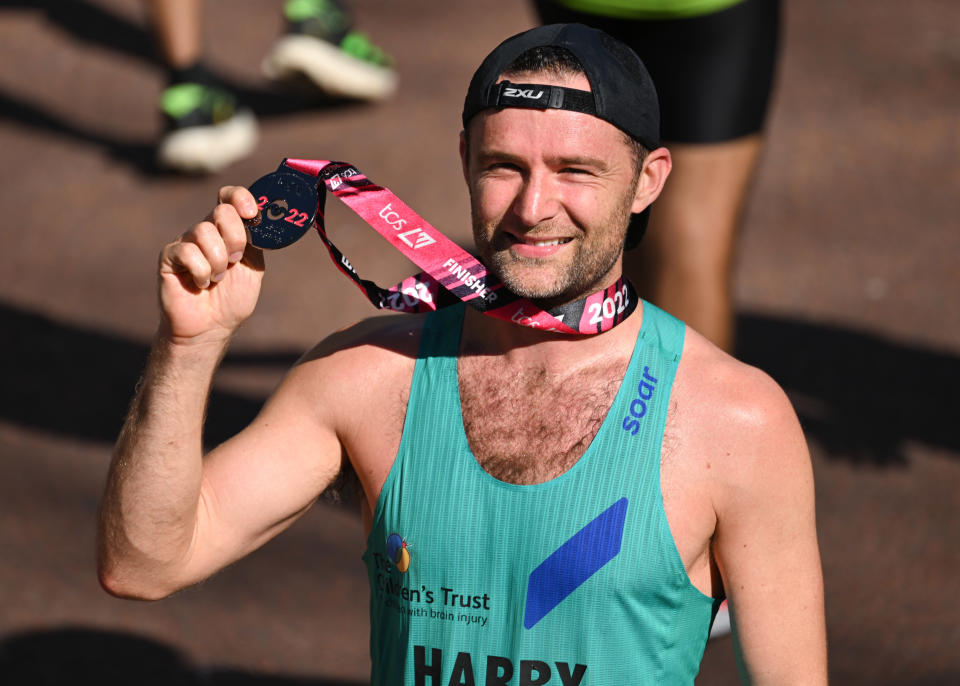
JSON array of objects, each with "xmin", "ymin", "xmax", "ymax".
[
  {"xmin": 628, "ymin": 136, "xmax": 763, "ymax": 353},
  {"xmin": 262, "ymin": 0, "xmax": 397, "ymax": 101},
  {"xmin": 149, "ymin": 0, "xmax": 258, "ymax": 173},
  {"xmin": 148, "ymin": 0, "xmax": 397, "ymax": 174}
]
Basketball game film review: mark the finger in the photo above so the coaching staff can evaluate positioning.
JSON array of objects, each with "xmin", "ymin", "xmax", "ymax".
[
  {"xmin": 217, "ymin": 185, "xmax": 259, "ymax": 220},
  {"xmin": 191, "ymin": 218, "xmax": 232, "ymax": 282},
  {"xmin": 209, "ymin": 202, "xmax": 249, "ymax": 266},
  {"xmin": 161, "ymin": 239, "xmax": 214, "ymax": 289}
]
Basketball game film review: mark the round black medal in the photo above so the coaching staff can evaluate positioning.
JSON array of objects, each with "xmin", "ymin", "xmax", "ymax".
[{"xmin": 244, "ymin": 168, "xmax": 320, "ymax": 250}]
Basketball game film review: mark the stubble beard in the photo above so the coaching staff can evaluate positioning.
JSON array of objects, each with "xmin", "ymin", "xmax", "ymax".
[{"xmin": 470, "ymin": 192, "xmax": 634, "ymax": 308}]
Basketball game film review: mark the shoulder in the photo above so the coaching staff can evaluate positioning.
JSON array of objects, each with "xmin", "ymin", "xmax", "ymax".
[
  {"xmin": 302, "ymin": 312, "xmax": 427, "ymax": 368},
  {"xmin": 672, "ymin": 326, "xmax": 809, "ymax": 488},
  {"xmin": 272, "ymin": 313, "xmax": 428, "ymax": 423},
  {"xmin": 678, "ymin": 325, "xmax": 797, "ymax": 419}
]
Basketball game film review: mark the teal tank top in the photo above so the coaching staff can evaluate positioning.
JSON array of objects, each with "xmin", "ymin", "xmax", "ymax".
[{"xmin": 362, "ymin": 302, "xmax": 719, "ymax": 685}]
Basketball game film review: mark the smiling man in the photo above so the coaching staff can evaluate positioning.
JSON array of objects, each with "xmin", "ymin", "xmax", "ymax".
[
  {"xmin": 466, "ymin": 80, "xmax": 644, "ymax": 297},
  {"xmin": 98, "ymin": 24, "xmax": 827, "ymax": 685}
]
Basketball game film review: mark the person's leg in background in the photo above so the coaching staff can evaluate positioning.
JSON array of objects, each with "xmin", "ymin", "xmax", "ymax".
[
  {"xmin": 262, "ymin": 0, "xmax": 397, "ymax": 101},
  {"xmin": 148, "ymin": 0, "xmax": 258, "ymax": 173},
  {"xmin": 147, "ymin": 0, "xmax": 396, "ymax": 174},
  {"xmin": 533, "ymin": 0, "xmax": 781, "ymax": 353},
  {"xmin": 149, "ymin": 0, "xmax": 202, "ymax": 70},
  {"xmin": 634, "ymin": 136, "xmax": 763, "ymax": 352}
]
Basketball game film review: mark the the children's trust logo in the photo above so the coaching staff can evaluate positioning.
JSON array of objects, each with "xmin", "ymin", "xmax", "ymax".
[{"xmin": 385, "ymin": 533, "xmax": 411, "ymax": 573}]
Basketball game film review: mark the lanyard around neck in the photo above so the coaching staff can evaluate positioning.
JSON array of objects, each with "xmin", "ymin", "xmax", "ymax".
[{"xmin": 243, "ymin": 158, "xmax": 637, "ymax": 334}]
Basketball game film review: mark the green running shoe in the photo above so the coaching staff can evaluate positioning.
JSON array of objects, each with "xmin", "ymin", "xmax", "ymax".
[
  {"xmin": 157, "ymin": 80, "xmax": 258, "ymax": 173},
  {"xmin": 262, "ymin": 0, "xmax": 397, "ymax": 101}
]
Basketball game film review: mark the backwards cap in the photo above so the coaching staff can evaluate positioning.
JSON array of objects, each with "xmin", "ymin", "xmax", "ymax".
[
  {"xmin": 461, "ymin": 23, "xmax": 661, "ymax": 246},
  {"xmin": 462, "ymin": 23, "xmax": 660, "ymax": 150}
]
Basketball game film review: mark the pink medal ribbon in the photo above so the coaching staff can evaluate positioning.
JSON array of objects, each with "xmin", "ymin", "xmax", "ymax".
[{"xmin": 247, "ymin": 158, "xmax": 637, "ymax": 335}]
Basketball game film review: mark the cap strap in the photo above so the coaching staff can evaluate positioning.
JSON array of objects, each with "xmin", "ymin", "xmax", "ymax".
[{"xmin": 487, "ymin": 81, "xmax": 596, "ymax": 116}]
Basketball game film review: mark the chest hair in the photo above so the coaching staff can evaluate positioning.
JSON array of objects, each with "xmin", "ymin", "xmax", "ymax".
[{"xmin": 458, "ymin": 354, "xmax": 629, "ymax": 485}]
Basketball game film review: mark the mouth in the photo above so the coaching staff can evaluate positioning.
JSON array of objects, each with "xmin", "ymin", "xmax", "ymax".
[
  {"xmin": 523, "ymin": 237, "xmax": 571, "ymax": 247},
  {"xmin": 507, "ymin": 233, "xmax": 574, "ymax": 247},
  {"xmin": 503, "ymin": 232, "xmax": 575, "ymax": 259}
]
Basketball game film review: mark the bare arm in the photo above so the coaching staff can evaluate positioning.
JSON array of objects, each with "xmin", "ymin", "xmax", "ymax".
[
  {"xmin": 713, "ymin": 371, "xmax": 827, "ymax": 684},
  {"xmin": 97, "ymin": 186, "xmax": 342, "ymax": 599}
]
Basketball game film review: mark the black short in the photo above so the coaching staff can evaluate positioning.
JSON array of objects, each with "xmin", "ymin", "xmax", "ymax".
[{"xmin": 533, "ymin": 0, "xmax": 782, "ymax": 143}]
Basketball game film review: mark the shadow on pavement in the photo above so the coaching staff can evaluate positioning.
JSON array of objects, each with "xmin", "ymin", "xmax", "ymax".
[
  {"xmin": 0, "ymin": 91, "xmax": 159, "ymax": 173},
  {"xmin": 2, "ymin": 300, "xmax": 957, "ymax": 466},
  {"xmin": 0, "ymin": 627, "xmax": 365, "ymax": 686},
  {"xmin": 0, "ymin": 300, "xmax": 299, "ymax": 448},
  {"xmin": 6, "ymin": 0, "xmax": 156, "ymax": 61},
  {"xmin": 0, "ymin": 0, "xmax": 362, "ymax": 175},
  {"xmin": 735, "ymin": 313, "xmax": 958, "ymax": 464}
]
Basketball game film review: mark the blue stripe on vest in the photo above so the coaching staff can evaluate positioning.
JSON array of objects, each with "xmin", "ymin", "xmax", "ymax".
[{"xmin": 523, "ymin": 498, "xmax": 629, "ymax": 629}]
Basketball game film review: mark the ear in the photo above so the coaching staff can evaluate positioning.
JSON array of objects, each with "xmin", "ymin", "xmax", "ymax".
[
  {"xmin": 459, "ymin": 129, "xmax": 470, "ymax": 184},
  {"xmin": 631, "ymin": 146, "xmax": 672, "ymax": 214}
]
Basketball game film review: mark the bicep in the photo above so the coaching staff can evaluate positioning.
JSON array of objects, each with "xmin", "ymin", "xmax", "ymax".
[
  {"xmin": 185, "ymin": 359, "xmax": 344, "ymax": 581},
  {"xmin": 713, "ymin": 387, "xmax": 827, "ymax": 684}
]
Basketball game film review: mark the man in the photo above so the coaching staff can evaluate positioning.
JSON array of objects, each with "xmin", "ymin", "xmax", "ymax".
[{"xmin": 98, "ymin": 24, "xmax": 826, "ymax": 684}]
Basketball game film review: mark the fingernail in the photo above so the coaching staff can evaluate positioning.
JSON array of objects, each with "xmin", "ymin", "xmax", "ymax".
[
  {"xmin": 211, "ymin": 272, "xmax": 226, "ymax": 283},
  {"xmin": 229, "ymin": 251, "xmax": 244, "ymax": 264}
]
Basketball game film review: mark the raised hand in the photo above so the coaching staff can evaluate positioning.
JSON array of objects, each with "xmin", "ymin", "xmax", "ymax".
[{"xmin": 158, "ymin": 185, "xmax": 266, "ymax": 345}]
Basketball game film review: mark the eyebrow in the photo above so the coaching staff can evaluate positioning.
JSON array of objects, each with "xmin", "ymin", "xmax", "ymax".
[
  {"xmin": 554, "ymin": 154, "xmax": 611, "ymax": 171},
  {"xmin": 476, "ymin": 149, "xmax": 611, "ymax": 172}
]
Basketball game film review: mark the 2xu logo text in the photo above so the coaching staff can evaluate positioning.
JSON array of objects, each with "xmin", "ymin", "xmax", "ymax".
[
  {"xmin": 503, "ymin": 87, "xmax": 544, "ymax": 100},
  {"xmin": 621, "ymin": 366, "xmax": 658, "ymax": 436},
  {"xmin": 415, "ymin": 646, "xmax": 585, "ymax": 686}
]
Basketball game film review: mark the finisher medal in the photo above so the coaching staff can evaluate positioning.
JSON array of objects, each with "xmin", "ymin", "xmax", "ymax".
[{"xmin": 244, "ymin": 164, "xmax": 320, "ymax": 250}]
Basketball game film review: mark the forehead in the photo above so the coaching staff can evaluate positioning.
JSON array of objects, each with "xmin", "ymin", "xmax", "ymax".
[
  {"xmin": 468, "ymin": 72, "xmax": 630, "ymax": 160},
  {"xmin": 500, "ymin": 70, "xmax": 592, "ymax": 92}
]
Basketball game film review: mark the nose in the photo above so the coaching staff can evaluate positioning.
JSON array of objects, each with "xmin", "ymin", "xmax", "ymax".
[{"xmin": 512, "ymin": 170, "xmax": 560, "ymax": 227}]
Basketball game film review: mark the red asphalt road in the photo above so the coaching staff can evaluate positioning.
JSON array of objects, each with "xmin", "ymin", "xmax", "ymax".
[{"xmin": 1, "ymin": 1, "xmax": 958, "ymax": 684}]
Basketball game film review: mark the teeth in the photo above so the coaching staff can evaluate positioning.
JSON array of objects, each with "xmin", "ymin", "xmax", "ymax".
[{"xmin": 533, "ymin": 239, "xmax": 561, "ymax": 247}]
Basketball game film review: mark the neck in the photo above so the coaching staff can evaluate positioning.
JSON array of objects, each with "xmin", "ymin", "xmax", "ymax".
[{"xmin": 460, "ymin": 299, "xmax": 644, "ymax": 373}]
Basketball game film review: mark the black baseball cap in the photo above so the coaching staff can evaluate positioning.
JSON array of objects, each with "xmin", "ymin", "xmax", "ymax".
[{"xmin": 462, "ymin": 23, "xmax": 661, "ymax": 248}]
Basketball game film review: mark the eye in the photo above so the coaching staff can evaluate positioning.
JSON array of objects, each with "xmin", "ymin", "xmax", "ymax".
[{"xmin": 560, "ymin": 167, "xmax": 593, "ymax": 176}]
